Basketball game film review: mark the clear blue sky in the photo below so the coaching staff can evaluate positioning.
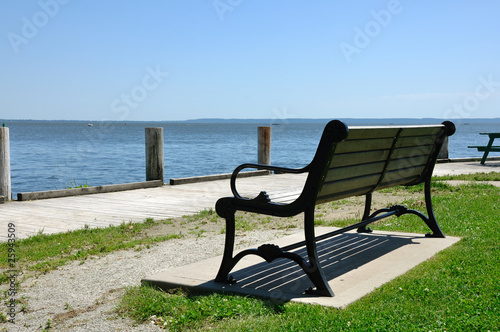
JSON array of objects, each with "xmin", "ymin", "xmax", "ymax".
[{"xmin": 1, "ymin": 0, "xmax": 499, "ymax": 121}]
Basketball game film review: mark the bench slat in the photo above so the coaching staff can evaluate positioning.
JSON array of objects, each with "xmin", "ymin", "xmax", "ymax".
[
  {"xmin": 381, "ymin": 166, "xmax": 425, "ymax": 185},
  {"xmin": 345, "ymin": 125, "xmax": 442, "ymax": 140},
  {"xmin": 345, "ymin": 127, "xmax": 400, "ymax": 140},
  {"xmin": 316, "ymin": 185, "xmax": 374, "ymax": 204},
  {"xmin": 317, "ymin": 174, "xmax": 380, "ymax": 201},
  {"xmin": 398, "ymin": 126, "xmax": 442, "ymax": 137},
  {"xmin": 334, "ymin": 138, "xmax": 394, "ymax": 154},
  {"xmin": 385, "ymin": 155, "xmax": 430, "ymax": 171},
  {"xmin": 324, "ymin": 162, "xmax": 386, "ymax": 182},
  {"xmin": 391, "ymin": 145, "xmax": 434, "ymax": 159},
  {"xmin": 377, "ymin": 175, "xmax": 422, "ymax": 190},
  {"xmin": 330, "ymin": 150, "xmax": 391, "ymax": 168},
  {"xmin": 396, "ymin": 135, "xmax": 440, "ymax": 149}
]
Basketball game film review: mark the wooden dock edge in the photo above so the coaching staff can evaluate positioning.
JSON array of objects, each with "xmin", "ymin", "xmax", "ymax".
[
  {"xmin": 170, "ymin": 170, "xmax": 271, "ymax": 185},
  {"xmin": 17, "ymin": 180, "xmax": 163, "ymax": 201}
]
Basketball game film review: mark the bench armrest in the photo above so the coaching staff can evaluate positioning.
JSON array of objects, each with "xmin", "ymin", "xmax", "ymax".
[{"xmin": 230, "ymin": 163, "xmax": 310, "ymax": 199}]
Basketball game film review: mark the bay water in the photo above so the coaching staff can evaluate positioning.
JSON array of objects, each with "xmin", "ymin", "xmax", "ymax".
[{"xmin": 3, "ymin": 119, "xmax": 500, "ymax": 197}]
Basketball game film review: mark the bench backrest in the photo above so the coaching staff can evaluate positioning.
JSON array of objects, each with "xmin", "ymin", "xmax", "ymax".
[{"xmin": 304, "ymin": 121, "xmax": 455, "ymax": 205}]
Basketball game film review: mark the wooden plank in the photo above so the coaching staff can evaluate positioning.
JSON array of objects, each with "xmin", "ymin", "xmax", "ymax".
[
  {"xmin": 316, "ymin": 186, "xmax": 373, "ymax": 204},
  {"xmin": 391, "ymin": 145, "xmax": 433, "ymax": 159},
  {"xmin": 376, "ymin": 175, "xmax": 422, "ymax": 190},
  {"xmin": 386, "ymin": 155, "xmax": 429, "ymax": 172},
  {"xmin": 380, "ymin": 166, "xmax": 425, "ymax": 185},
  {"xmin": 330, "ymin": 150, "xmax": 391, "ymax": 168},
  {"xmin": 345, "ymin": 127, "xmax": 400, "ymax": 140},
  {"xmin": 170, "ymin": 170, "xmax": 270, "ymax": 185},
  {"xmin": 334, "ymin": 138, "xmax": 394, "ymax": 154},
  {"xmin": 317, "ymin": 174, "xmax": 380, "ymax": 201},
  {"xmin": 17, "ymin": 180, "xmax": 163, "ymax": 201},
  {"xmin": 396, "ymin": 135, "xmax": 439, "ymax": 149},
  {"xmin": 324, "ymin": 162, "xmax": 386, "ymax": 183},
  {"xmin": 399, "ymin": 126, "xmax": 442, "ymax": 137}
]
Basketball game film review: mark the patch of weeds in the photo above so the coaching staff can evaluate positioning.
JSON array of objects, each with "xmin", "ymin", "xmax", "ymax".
[
  {"xmin": 66, "ymin": 178, "xmax": 89, "ymax": 189},
  {"xmin": 260, "ymin": 216, "xmax": 272, "ymax": 224},
  {"xmin": 184, "ymin": 209, "xmax": 215, "ymax": 223},
  {"xmin": 235, "ymin": 218, "xmax": 253, "ymax": 232},
  {"xmin": 189, "ymin": 229, "xmax": 207, "ymax": 238},
  {"xmin": 42, "ymin": 318, "xmax": 52, "ymax": 330}
]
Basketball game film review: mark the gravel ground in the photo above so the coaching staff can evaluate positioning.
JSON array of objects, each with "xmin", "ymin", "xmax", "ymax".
[{"xmin": 1, "ymin": 230, "xmax": 290, "ymax": 331}]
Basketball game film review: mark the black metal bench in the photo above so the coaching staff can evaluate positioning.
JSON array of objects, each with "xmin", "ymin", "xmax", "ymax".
[{"xmin": 214, "ymin": 120, "xmax": 456, "ymax": 297}]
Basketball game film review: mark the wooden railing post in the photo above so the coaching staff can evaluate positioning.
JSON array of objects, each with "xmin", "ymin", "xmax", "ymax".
[
  {"xmin": 258, "ymin": 126, "xmax": 271, "ymax": 165},
  {"xmin": 0, "ymin": 126, "xmax": 11, "ymax": 202},
  {"xmin": 438, "ymin": 136, "xmax": 449, "ymax": 160},
  {"xmin": 145, "ymin": 127, "xmax": 164, "ymax": 183}
]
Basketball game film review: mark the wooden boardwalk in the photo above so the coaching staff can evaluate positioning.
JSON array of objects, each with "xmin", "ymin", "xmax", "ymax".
[
  {"xmin": 0, "ymin": 173, "xmax": 306, "ymax": 241},
  {"xmin": 1, "ymin": 160, "xmax": 499, "ymax": 241}
]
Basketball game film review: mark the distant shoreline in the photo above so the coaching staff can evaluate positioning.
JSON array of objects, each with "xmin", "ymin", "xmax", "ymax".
[{"xmin": 2, "ymin": 118, "xmax": 500, "ymax": 124}]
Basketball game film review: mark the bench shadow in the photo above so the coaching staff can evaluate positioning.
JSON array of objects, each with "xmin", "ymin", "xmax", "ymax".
[{"xmin": 212, "ymin": 232, "xmax": 416, "ymax": 298}]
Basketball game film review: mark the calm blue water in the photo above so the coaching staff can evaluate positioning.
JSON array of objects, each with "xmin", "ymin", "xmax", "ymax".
[{"xmin": 2, "ymin": 119, "xmax": 500, "ymax": 197}]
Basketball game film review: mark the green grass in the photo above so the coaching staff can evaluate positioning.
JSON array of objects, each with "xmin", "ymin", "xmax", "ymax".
[
  {"xmin": 432, "ymin": 171, "xmax": 500, "ymax": 181},
  {"xmin": 118, "ymin": 287, "xmax": 284, "ymax": 330},
  {"xmin": 117, "ymin": 175, "xmax": 500, "ymax": 331}
]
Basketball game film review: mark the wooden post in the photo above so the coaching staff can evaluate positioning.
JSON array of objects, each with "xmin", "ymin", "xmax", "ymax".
[
  {"xmin": 258, "ymin": 126, "xmax": 271, "ymax": 165},
  {"xmin": 438, "ymin": 136, "xmax": 449, "ymax": 160},
  {"xmin": 145, "ymin": 127, "xmax": 164, "ymax": 183},
  {"xmin": 0, "ymin": 127, "xmax": 11, "ymax": 201}
]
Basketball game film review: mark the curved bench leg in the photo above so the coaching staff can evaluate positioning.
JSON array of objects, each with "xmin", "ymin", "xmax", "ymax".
[
  {"xmin": 423, "ymin": 179, "xmax": 445, "ymax": 238},
  {"xmin": 215, "ymin": 210, "xmax": 237, "ymax": 283},
  {"xmin": 357, "ymin": 193, "xmax": 374, "ymax": 233},
  {"xmin": 303, "ymin": 207, "xmax": 334, "ymax": 297}
]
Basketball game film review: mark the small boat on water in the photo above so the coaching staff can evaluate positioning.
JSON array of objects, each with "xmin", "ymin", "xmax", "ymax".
[{"xmin": 87, "ymin": 123, "xmax": 93, "ymax": 127}]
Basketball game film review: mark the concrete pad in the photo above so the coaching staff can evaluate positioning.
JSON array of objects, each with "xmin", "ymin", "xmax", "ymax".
[{"xmin": 143, "ymin": 227, "xmax": 460, "ymax": 308}]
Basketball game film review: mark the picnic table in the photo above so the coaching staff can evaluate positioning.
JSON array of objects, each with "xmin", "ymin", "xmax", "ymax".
[{"xmin": 468, "ymin": 133, "xmax": 500, "ymax": 164}]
